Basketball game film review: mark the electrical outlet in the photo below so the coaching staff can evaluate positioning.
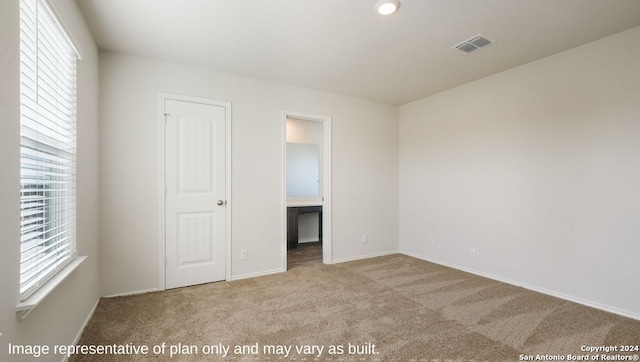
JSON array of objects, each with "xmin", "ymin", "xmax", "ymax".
[
  {"xmin": 240, "ymin": 249, "xmax": 248, "ymax": 261},
  {"xmin": 361, "ymin": 234, "xmax": 368, "ymax": 244},
  {"xmin": 469, "ymin": 248, "xmax": 476, "ymax": 258}
]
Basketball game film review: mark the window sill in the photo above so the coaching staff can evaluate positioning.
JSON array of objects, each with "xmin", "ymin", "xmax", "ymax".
[{"xmin": 16, "ymin": 256, "xmax": 87, "ymax": 320}]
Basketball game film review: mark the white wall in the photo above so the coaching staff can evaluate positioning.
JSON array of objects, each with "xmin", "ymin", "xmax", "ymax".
[
  {"xmin": 399, "ymin": 26, "xmax": 640, "ymax": 318},
  {"xmin": 287, "ymin": 117, "xmax": 324, "ymax": 199},
  {"xmin": 287, "ymin": 118, "xmax": 324, "ymax": 143},
  {"xmin": 286, "ymin": 117, "xmax": 324, "ymax": 200},
  {"xmin": 0, "ymin": 0, "xmax": 101, "ymax": 360},
  {"xmin": 99, "ymin": 52, "xmax": 399, "ymax": 296}
]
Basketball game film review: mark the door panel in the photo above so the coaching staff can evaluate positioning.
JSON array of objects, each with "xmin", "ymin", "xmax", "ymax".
[
  {"xmin": 177, "ymin": 212, "xmax": 214, "ymax": 265},
  {"xmin": 165, "ymin": 99, "xmax": 226, "ymax": 289}
]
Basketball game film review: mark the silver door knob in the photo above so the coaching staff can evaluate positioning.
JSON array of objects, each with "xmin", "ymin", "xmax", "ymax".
[{"xmin": 217, "ymin": 200, "xmax": 225, "ymax": 206}]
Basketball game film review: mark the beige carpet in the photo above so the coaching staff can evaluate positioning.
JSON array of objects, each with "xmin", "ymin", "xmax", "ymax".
[{"xmin": 71, "ymin": 254, "xmax": 640, "ymax": 361}]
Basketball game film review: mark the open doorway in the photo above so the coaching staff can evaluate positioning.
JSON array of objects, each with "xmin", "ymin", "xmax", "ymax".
[{"xmin": 282, "ymin": 111, "xmax": 331, "ymax": 270}]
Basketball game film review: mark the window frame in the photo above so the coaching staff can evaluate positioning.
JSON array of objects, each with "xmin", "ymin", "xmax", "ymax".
[{"xmin": 18, "ymin": 0, "xmax": 81, "ymax": 303}]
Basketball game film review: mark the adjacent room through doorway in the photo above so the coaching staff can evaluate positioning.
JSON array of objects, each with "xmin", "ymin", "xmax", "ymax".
[{"xmin": 283, "ymin": 112, "xmax": 332, "ymax": 270}]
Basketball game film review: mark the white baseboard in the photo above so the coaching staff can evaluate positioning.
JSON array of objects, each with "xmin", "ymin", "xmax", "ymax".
[
  {"xmin": 400, "ymin": 250, "xmax": 640, "ymax": 321},
  {"xmin": 61, "ymin": 298, "xmax": 100, "ymax": 362},
  {"xmin": 231, "ymin": 268, "xmax": 283, "ymax": 281},
  {"xmin": 332, "ymin": 250, "xmax": 399, "ymax": 264},
  {"xmin": 103, "ymin": 288, "xmax": 160, "ymax": 298}
]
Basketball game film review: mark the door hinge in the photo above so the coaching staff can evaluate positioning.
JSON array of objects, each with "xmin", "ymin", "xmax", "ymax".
[
  {"xmin": 164, "ymin": 256, "xmax": 168, "ymax": 266},
  {"xmin": 165, "ymin": 185, "xmax": 167, "ymax": 195},
  {"xmin": 164, "ymin": 113, "xmax": 170, "ymax": 125}
]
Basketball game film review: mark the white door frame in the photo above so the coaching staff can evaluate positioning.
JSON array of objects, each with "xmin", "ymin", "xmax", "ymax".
[
  {"xmin": 159, "ymin": 93, "xmax": 232, "ymax": 290},
  {"xmin": 282, "ymin": 111, "xmax": 332, "ymax": 269}
]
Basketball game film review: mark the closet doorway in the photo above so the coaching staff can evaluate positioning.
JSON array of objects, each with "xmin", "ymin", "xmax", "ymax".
[{"xmin": 282, "ymin": 111, "xmax": 331, "ymax": 270}]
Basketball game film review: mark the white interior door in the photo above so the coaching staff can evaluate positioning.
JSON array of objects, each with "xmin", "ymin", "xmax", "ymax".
[{"xmin": 165, "ymin": 99, "xmax": 227, "ymax": 289}]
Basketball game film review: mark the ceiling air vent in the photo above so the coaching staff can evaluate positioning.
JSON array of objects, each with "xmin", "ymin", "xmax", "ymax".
[{"xmin": 453, "ymin": 34, "xmax": 493, "ymax": 54}]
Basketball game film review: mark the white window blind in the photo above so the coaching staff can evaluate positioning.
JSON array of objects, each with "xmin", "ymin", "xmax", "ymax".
[{"xmin": 19, "ymin": 0, "xmax": 78, "ymax": 300}]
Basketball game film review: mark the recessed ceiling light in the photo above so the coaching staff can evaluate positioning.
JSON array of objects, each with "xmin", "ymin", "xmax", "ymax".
[{"xmin": 375, "ymin": 0, "xmax": 400, "ymax": 15}]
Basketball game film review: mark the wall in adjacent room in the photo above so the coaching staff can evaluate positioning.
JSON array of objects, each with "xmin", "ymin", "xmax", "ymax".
[
  {"xmin": 286, "ymin": 117, "xmax": 324, "ymax": 200},
  {"xmin": 399, "ymin": 26, "xmax": 640, "ymax": 318},
  {"xmin": 99, "ymin": 51, "xmax": 399, "ymax": 296},
  {"xmin": 0, "ymin": 0, "xmax": 101, "ymax": 361}
]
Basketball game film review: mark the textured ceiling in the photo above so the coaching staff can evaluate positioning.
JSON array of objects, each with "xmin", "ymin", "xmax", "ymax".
[{"xmin": 77, "ymin": 0, "xmax": 640, "ymax": 105}]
